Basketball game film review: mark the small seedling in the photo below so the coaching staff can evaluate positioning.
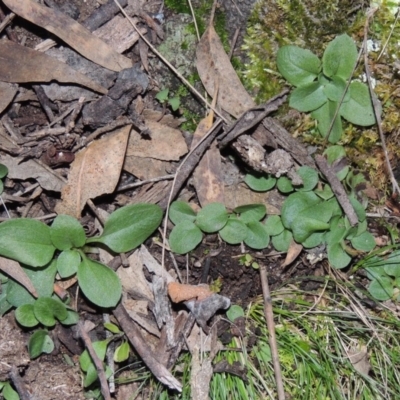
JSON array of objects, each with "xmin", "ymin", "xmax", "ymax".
[
  {"xmin": 0, "ymin": 203, "xmax": 163, "ymax": 358},
  {"xmin": 155, "ymin": 88, "xmax": 181, "ymax": 112},
  {"xmin": 276, "ymin": 34, "xmax": 377, "ymax": 143}
]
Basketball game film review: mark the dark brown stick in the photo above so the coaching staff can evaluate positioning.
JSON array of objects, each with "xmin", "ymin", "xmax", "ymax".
[
  {"xmin": 8, "ymin": 366, "xmax": 32, "ymax": 400},
  {"xmin": 315, "ymin": 155, "xmax": 358, "ymax": 226}
]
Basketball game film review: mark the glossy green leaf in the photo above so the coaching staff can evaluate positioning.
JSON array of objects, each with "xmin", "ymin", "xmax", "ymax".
[
  {"xmin": 169, "ymin": 201, "xmax": 197, "ymax": 225},
  {"xmin": 80, "ymin": 340, "xmax": 109, "ymax": 372},
  {"xmin": 169, "ymin": 221, "xmax": 202, "ymax": 254},
  {"xmin": 289, "ymin": 81, "xmax": 327, "ymax": 112},
  {"xmin": 0, "ymin": 163, "xmax": 8, "ymax": 179},
  {"xmin": 226, "ymin": 305, "xmax": 245, "ymax": 322},
  {"xmin": 264, "ymin": 215, "xmax": 284, "ymax": 236},
  {"xmin": 292, "ymin": 216, "xmax": 329, "ymax": 243},
  {"xmin": 281, "ymin": 191, "xmax": 320, "ymax": 229},
  {"xmin": 88, "ymin": 203, "xmax": 163, "ymax": 253},
  {"xmin": 61, "ymin": 309, "xmax": 79, "ymax": 325},
  {"xmin": 114, "ymin": 341, "xmax": 130, "ymax": 362},
  {"xmin": 311, "ymin": 100, "xmax": 343, "ymax": 143},
  {"xmin": 15, "ymin": 303, "xmax": 39, "ymax": 328},
  {"xmin": 322, "ymin": 34, "xmax": 357, "ymax": 79},
  {"xmin": 28, "ymin": 329, "xmax": 54, "ymax": 359},
  {"xmin": 6, "ymin": 260, "xmax": 57, "ymax": 307},
  {"xmin": 296, "ymin": 166, "xmax": 319, "ymax": 191},
  {"xmin": 339, "ymin": 81, "xmax": 376, "ymax": 126},
  {"xmin": 77, "ymin": 257, "xmax": 122, "ymax": 308},
  {"xmin": 195, "ymin": 203, "xmax": 228, "ymax": 233},
  {"xmin": 104, "ymin": 322, "xmax": 121, "ymax": 334},
  {"xmin": 0, "ymin": 219, "xmax": 55, "ymax": 267},
  {"xmin": 234, "ymin": 204, "xmax": 266, "ymax": 223},
  {"xmin": 277, "ymin": 45, "xmax": 321, "ymax": 87},
  {"xmin": 219, "ymin": 218, "xmax": 248, "ymax": 244},
  {"xmin": 271, "ymin": 229, "xmax": 292, "ymax": 252},
  {"xmin": 368, "ymin": 277, "xmax": 393, "ymax": 301},
  {"xmin": 2, "ymin": 382, "xmax": 19, "ymax": 400},
  {"xmin": 350, "ymin": 231, "xmax": 376, "ymax": 252},
  {"xmin": 244, "ymin": 221, "xmax": 270, "ymax": 249},
  {"xmin": 244, "ymin": 174, "xmax": 276, "ymax": 191},
  {"xmin": 50, "ymin": 214, "xmax": 86, "ymax": 250},
  {"xmin": 277, "ymin": 176, "xmax": 293, "ymax": 193},
  {"xmin": 327, "ymin": 242, "xmax": 352, "ymax": 269},
  {"xmin": 57, "ymin": 249, "xmax": 80, "ymax": 278},
  {"xmin": 33, "ymin": 297, "xmax": 68, "ymax": 327}
]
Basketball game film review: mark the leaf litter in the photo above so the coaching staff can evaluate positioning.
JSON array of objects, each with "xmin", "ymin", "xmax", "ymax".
[{"xmin": 0, "ymin": 0, "xmax": 390, "ymax": 398}]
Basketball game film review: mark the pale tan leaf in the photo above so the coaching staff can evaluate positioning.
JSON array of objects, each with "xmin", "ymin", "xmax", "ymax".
[
  {"xmin": 124, "ymin": 155, "xmax": 171, "ymax": 180},
  {"xmin": 0, "ymin": 256, "xmax": 38, "ymax": 297},
  {"xmin": 126, "ymin": 120, "xmax": 188, "ymax": 161},
  {"xmin": 0, "ymin": 41, "xmax": 107, "ymax": 94},
  {"xmin": 55, "ymin": 125, "xmax": 131, "ymax": 218},
  {"xmin": 2, "ymin": 0, "xmax": 132, "ymax": 72},
  {"xmin": 282, "ymin": 240, "xmax": 303, "ymax": 267},
  {"xmin": 0, "ymin": 82, "xmax": 17, "ymax": 114},
  {"xmin": 348, "ymin": 345, "xmax": 371, "ymax": 375},
  {"xmin": 168, "ymin": 282, "xmax": 213, "ymax": 303},
  {"xmin": 196, "ymin": 24, "xmax": 255, "ymax": 117}
]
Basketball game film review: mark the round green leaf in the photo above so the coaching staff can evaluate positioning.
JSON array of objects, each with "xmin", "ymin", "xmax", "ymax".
[
  {"xmin": 169, "ymin": 201, "xmax": 197, "ymax": 225},
  {"xmin": 324, "ymin": 145, "xmax": 346, "ymax": 165},
  {"xmin": 244, "ymin": 221, "xmax": 270, "ymax": 249},
  {"xmin": 195, "ymin": 203, "xmax": 228, "ymax": 233},
  {"xmin": 292, "ymin": 216, "xmax": 329, "ymax": 243},
  {"xmin": 289, "ymin": 82, "xmax": 327, "ymax": 112},
  {"xmin": 322, "ymin": 34, "xmax": 357, "ymax": 80},
  {"xmin": 264, "ymin": 215, "xmax": 284, "ymax": 236},
  {"xmin": 61, "ymin": 309, "xmax": 79, "ymax": 325},
  {"xmin": 339, "ymin": 81, "xmax": 376, "ymax": 126},
  {"xmin": 322, "ymin": 76, "xmax": 350, "ymax": 102},
  {"xmin": 271, "ymin": 229, "xmax": 292, "ymax": 252},
  {"xmin": 0, "ymin": 163, "xmax": 8, "ymax": 179},
  {"xmin": 314, "ymin": 184, "xmax": 334, "ymax": 200},
  {"xmin": 57, "ymin": 249, "xmax": 80, "ymax": 278},
  {"xmin": 78, "ymin": 257, "xmax": 122, "ymax": 308},
  {"xmin": 350, "ymin": 231, "xmax": 375, "ymax": 252},
  {"xmin": 0, "ymin": 180, "xmax": 3, "ymax": 195},
  {"xmin": 281, "ymin": 191, "xmax": 320, "ymax": 229},
  {"xmin": 226, "ymin": 305, "xmax": 245, "ymax": 322},
  {"xmin": 325, "ymin": 216, "xmax": 348, "ymax": 245},
  {"xmin": 302, "ymin": 231, "xmax": 325, "ymax": 248},
  {"xmin": 15, "ymin": 304, "xmax": 39, "ymax": 328},
  {"xmin": 383, "ymin": 251, "xmax": 400, "ymax": 278},
  {"xmin": 88, "ymin": 203, "xmax": 163, "ymax": 253},
  {"xmin": 34, "ymin": 297, "xmax": 68, "ymax": 327},
  {"xmin": 0, "ymin": 219, "xmax": 55, "ymax": 267},
  {"xmin": 234, "ymin": 204, "xmax": 266, "ymax": 223},
  {"xmin": 169, "ymin": 221, "xmax": 203, "ymax": 254},
  {"xmin": 327, "ymin": 242, "xmax": 352, "ymax": 269},
  {"xmin": 311, "ymin": 100, "xmax": 343, "ymax": 143},
  {"xmin": 296, "ymin": 166, "xmax": 319, "ymax": 191},
  {"xmin": 368, "ymin": 277, "xmax": 393, "ymax": 301},
  {"xmin": 50, "ymin": 215, "xmax": 86, "ymax": 250},
  {"xmin": 28, "ymin": 329, "xmax": 54, "ymax": 359},
  {"xmin": 277, "ymin": 45, "xmax": 321, "ymax": 87},
  {"xmin": 219, "ymin": 218, "xmax": 248, "ymax": 244},
  {"xmin": 277, "ymin": 177, "xmax": 293, "ymax": 193},
  {"xmin": 244, "ymin": 174, "xmax": 276, "ymax": 191}
]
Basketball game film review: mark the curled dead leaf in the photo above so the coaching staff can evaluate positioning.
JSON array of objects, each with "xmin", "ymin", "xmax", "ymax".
[{"xmin": 168, "ymin": 282, "xmax": 213, "ymax": 303}]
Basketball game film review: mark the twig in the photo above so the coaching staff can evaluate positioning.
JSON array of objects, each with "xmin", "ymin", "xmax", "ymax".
[
  {"xmin": 8, "ymin": 366, "xmax": 31, "ymax": 400},
  {"xmin": 259, "ymin": 264, "xmax": 285, "ymax": 400},
  {"xmin": 78, "ymin": 321, "xmax": 111, "ymax": 400},
  {"xmin": 113, "ymin": 303, "xmax": 183, "ymax": 392},
  {"xmin": 363, "ymin": 8, "xmax": 400, "ymax": 196},
  {"xmin": 315, "ymin": 154, "xmax": 358, "ymax": 226},
  {"xmin": 116, "ymin": 174, "xmax": 174, "ymax": 192}
]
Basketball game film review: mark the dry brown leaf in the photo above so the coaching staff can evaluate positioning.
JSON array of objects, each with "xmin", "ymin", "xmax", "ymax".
[
  {"xmin": 126, "ymin": 120, "xmax": 188, "ymax": 161},
  {"xmin": 282, "ymin": 240, "xmax": 303, "ymax": 267},
  {"xmin": 55, "ymin": 125, "xmax": 130, "ymax": 218},
  {"xmin": 3, "ymin": 0, "xmax": 132, "ymax": 72},
  {"xmin": 0, "ymin": 154, "xmax": 66, "ymax": 192},
  {"xmin": 0, "ymin": 256, "xmax": 38, "ymax": 297},
  {"xmin": 192, "ymin": 115, "xmax": 224, "ymax": 206},
  {"xmin": 0, "ymin": 82, "xmax": 17, "ymax": 114},
  {"xmin": 348, "ymin": 345, "xmax": 371, "ymax": 375},
  {"xmin": 168, "ymin": 282, "xmax": 213, "ymax": 303},
  {"xmin": 196, "ymin": 24, "xmax": 255, "ymax": 118},
  {"xmin": 124, "ymin": 156, "xmax": 171, "ymax": 180},
  {"xmin": 0, "ymin": 41, "xmax": 107, "ymax": 94}
]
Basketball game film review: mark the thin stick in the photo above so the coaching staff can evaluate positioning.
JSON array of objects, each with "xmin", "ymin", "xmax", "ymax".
[
  {"xmin": 112, "ymin": 0, "xmax": 227, "ymax": 123},
  {"xmin": 8, "ymin": 366, "xmax": 31, "ymax": 400},
  {"xmin": 259, "ymin": 264, "xmax": 285, "ymax": 400},
  {"xmin": 78, "ymin": 321, "xmax": 111, "ymax": 400},
  {"xmin": 363, "ymin": 8, "xmax": 400, "ymax": 195}
]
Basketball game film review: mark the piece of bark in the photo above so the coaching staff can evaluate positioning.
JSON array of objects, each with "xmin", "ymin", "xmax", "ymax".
[
  {"xmin": 82, "ymin": 0, "xmax": 128, "ymax": 31},
  {"xmin": 315, "ymin": 154, "xmax": 358, "ymax": 226}
]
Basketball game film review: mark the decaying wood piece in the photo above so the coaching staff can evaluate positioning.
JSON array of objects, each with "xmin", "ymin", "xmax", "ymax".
[{"xmin": 315, "ymin": 155, "xmax": 358, "ymax": 226}]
